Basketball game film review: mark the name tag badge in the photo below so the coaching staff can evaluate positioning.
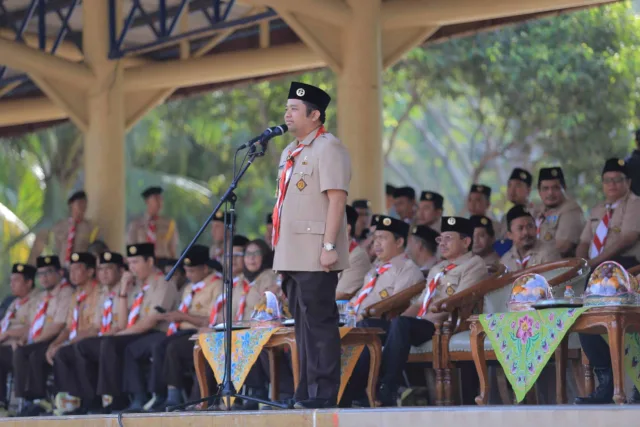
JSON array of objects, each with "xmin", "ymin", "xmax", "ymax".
[
  {"xmin": 612, "ymin": 226, "xmax": 621, "ymax": 233},
  {"xmin": 379, "ymin": 289, "xmax": 389, "ymax": 299},
  {"xmin": 544, "ymin": 232, "xmax": 553, "ymax": 241}
]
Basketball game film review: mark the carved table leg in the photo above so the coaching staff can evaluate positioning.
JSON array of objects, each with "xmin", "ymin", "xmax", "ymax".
[
  {"xmin": 582, "ymin": 351, "xmax": 594, "ymax": 396},
  {"xmin": 555, "ymin": 337, "xmax": 568, "ymax": 404},
  {"xmin": 287, "ymin": 341, "xmax": 300, "ymax": 391},
  {"xmin": 267, "ymin": 348, "xmax": 281, "ymax": 402},
  {"xmin": 366, "ymin": 337, "xmax": 383, "ymax": 408},
  {"xmin": 607, "ymin": 319, "xmax": 627, "ymax": 405},
  {"xmin": 470, "ymin": 323, "xmax": 489, "ymax": 405},
  {"xmin": 193, "ymin": 344, "xmax": 209, "ymax": 400}
]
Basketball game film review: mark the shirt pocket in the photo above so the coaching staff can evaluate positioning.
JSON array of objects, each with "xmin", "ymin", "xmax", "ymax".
[
  {"xmin": 292, "ymin": 220, "xmax": 326, "ymax": 235},
  {"xmin": 441, "ymin": 272, "xmax": 461, "ymax": 296},
  {"xmin": 290, "ymin": 161, "xmax": 315, "ymax": 195}
]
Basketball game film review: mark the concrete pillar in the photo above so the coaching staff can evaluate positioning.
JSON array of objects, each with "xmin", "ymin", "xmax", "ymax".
[
  {"xmin": 337, "ymin": 0, "xmax": 384, "ymax": 213},
  {"xmin": 82, "ymin": 0, "xmax": 126, "ymax": 252}
]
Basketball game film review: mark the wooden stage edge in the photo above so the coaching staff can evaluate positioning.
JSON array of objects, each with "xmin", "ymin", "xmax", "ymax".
[{"xmin": 4, "ymin": 406, "xmax": 640, "ymax": 427}]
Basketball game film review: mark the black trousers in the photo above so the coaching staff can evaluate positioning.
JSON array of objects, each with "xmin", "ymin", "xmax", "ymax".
[
  {"xmin": 243, "ymin": 350, "xmax": 295, "ymax": 398},
  {"xmin": 123, "ymin": 330, "xmax": 194, "ymax": 395},
  {"xmin": 53, "ymin": 343, "xmax": 83, "ymax": 397},
  {"xmin": 13, "ymin": 340, "xmax": 53, "ymax": 400},
  {"xmin": 0, "ymin": 345, "xmax": 13, "ymax": 403},
  {"xmin": 283, "ymin": 271, "xmax": 340, "ymax": 402},
  {"xmin": 163, "ymin": 334, "xmax": 195, "ymax": 390}
]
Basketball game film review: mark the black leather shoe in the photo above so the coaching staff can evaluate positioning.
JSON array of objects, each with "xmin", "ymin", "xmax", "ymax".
[
  {"xmin": 575, "ymin": 368, "xmax": 614, "ymax": 404},
  {"xmin": 293, "ymin": 398, "xmax": 336, "ymax": 409},
  {"xmin": 376, "ymin": 384, "xmax": 397, "ymax": 407},
  {"xmin": 628, "ymin": 387, "xmax": 640, "ymax": 404}
]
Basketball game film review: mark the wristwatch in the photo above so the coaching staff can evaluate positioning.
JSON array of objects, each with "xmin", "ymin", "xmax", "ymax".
[{"xmin": 323, "ymin": 242, "xmax": 336, "ymax": 251}]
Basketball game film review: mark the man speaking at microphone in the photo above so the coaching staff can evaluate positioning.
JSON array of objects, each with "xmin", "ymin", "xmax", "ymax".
[{"xmin": 272, "ymin": 82, "xmax": 352, "ymax": 409}]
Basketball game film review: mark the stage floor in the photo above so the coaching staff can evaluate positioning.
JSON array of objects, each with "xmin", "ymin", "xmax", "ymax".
[{"xmin": 4, "ymin": 405, "xmax": 640, "ymax": 427}]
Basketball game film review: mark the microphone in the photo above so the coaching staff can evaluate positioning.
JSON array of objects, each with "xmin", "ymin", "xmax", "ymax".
[{"xmin": 238, "ymin": 124, "xmax": 288, "ymax": 150}]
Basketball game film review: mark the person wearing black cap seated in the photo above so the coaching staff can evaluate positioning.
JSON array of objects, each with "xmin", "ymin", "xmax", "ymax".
[
  {"xmin": 467, "ymin": 184, "xmax": 502, "ymax": 235},
  {"xmin": 0, "ymin": 263, "xmax": 39, "ymax": 415},
  {"xmin": 45, "ymin": 252, "xmax": 100, "ymax": 415},
  {"xmin": 336, "ymin": 206, "xmax": 372, "ymax": 300},
  {"xmin": 499, "ymin": 206, "xmax": 560, "ymax": 273},
  {"xmin": 393, "ymin": 186, "xmax": 416, "ymax": 224},
  {"xmin": 29, "ymin": 190, "xmax": 100, "ymax": 267},
  {"xmin": 265, "ymin": 213, "xmax": 274, "ymax": 249},
  {"xmin": 156, "ymin": 258, "xmax": 188, "ymax": 292},
  {"xmin": 407, "ymin": 225, "xmax": 440, "ymax": 277},
  {"xmin": 498, "ymin": 168, "xmax": 539, "ymax": 239},
  {"xmin": 352, "ymin": 199, "xmax": 372, "ymax": 241},
  {"xmin": 375, "ymin": 217, "xmax": 487, "ymax": 406},
  {"xmin": 536, "ymin": 167, "xmax": 585, "ymax": 257},
  {"xmin": 271, "ymin": 81, "xmax": 351, "ymax": 409},
  {"xmin": 416, "ymin": 191, "xmax": 444, "ymax": 232},
  {"xmin": 575, "ymin": 158, "xmax": 640, "ymax": 405},
  {"xmin": 209, "ymin": 211, "xmax": 237, "ymax": 260},
  {"xmin": 385, "ymin": 184, "xmax": 398, "ymax": 218},
  {"xmin": 470, "ymin": 215, "xmax": 501, "ymax": 268},
  {"xmin": 127, "ymin": 187, "xmax": 180, "ymax": 259},
  {"xmin": 13, "ymin": 256, "xmax": 73, "ymax": 416}
]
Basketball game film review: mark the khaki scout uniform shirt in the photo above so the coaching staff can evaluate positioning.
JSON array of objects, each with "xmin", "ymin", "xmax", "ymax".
[
  {"xmin": 93, "ymin": 285, "xmax": 132, "ymax": 332},
  {"xmin": 228, "ymin": 270, "xmax": 278, "ymax": 322},
  {"xmin": 426, "ymin": 219, "xmax": 442, "ymax": 233},
  {"xmin": 482, "ymin": 251, "xmax": 501, "ymax": 268},
  {"xmin": 272, "ymin": 129, "xmax": 352, "ymax": 272},
  {"xmin": 415, "ymin": 252, "xmax": 488, "ymax": 322},
  {"xmin": 126, "ymin": 214, "xmax": 179, "ymax": 259},
  {"xmin": 580, "ymin": 192, "xmax": 640, "ymax": 261},
  {"xmin": 30, "ymin": 218, "xmax": 100, "ymax": 264},
  {"xmin": 497, "ymin": 202, "xmax": 541, "ymax": 240},
  {"xmin": 500, "ymin": 240, "xmax": 561, "ymax": 273},
  {"xmin": 351, "ymin": 253, "xmax": 424, "ymax": 316},
  {"xmin": 337, "ymin": 245, "xmax": 372, "ymax": 297},
  {"xmin": 65, "ymin": 281, "xmax": 101, "ymax": 333},
  {"xmin": 2, "ymin": 289, "xmax": 40, "ymax": 345},
  {"xmin": 178, "ymin": 272, "xmax": 223, "ymax": 330},
  {"xmin": 128, "ymin": 271, "xmax": 180, "ymax": 332},
  {"xmin": 35, "ymin": 281, "xmax": 74, "ymax": 329},
  {"xmin": 537, "ymin": 198, "xmax": 585, "ymax": 255}
]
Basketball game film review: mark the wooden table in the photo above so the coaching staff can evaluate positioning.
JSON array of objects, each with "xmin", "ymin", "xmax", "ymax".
[
  {"xmin": 193, "ymin": 326, "xmax": 384, "ymax": 407},
  {"xmin": 469, "ymin": 306, "xmax": 640, "ymax": 405}
]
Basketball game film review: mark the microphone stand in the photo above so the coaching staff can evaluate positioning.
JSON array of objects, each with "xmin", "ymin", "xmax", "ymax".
[{"xmin": 164, "ymin": 142, "xmax": 289, "ymax": 412}]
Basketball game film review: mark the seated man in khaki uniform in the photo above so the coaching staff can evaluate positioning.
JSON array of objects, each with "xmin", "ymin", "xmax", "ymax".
[
  {"xmin": 407, "ymin": 225, "xmax": 440, "ymax": 277},
  {"xmin": 536, "ymin": 167, "xmax": 585, "ymax": 257},
  {"xmin": 575, "ymin": 158, "xmax": 640, "ymax": 405},
  {"xmin": 393, "ymin": 187, "xmax": 416, "ymax": 224},
  {"xmin": 0, "ymin": 263, "xmax": 40, "ymax": 415},
  {"xmin": 415, "ymin": 191, "xmax": 444, "ymax": 232},
  {"xmin": 127, "ymin": 187, "xmax": 179, "ymax": 259},
  {"xmin": 500, "ymin": 206, "xmax": 561, "ymax": 272},
  {"xmin": 350, "ymin": 215, "xmax": 423, "ymax": 323},
  {"xmin": 467, "ymin": 184, "xmax": 501, "ymax": 237},
  {"xmin": 498, "ymin": 168, "xmax": 540, "ymax": 239},
  {"xmin": 470, "ymin": 215, "xmax": 501, "ymax": 267},
  {"xmin": 30, "ymin": 191, "xmax": 100, "ymax": 267},
  {"xmin": 336, "ymin": 205, "xmax": 372, "ymax": 300}
]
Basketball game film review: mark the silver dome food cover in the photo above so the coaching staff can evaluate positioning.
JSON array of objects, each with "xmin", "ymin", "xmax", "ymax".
[{"xmin": 508, "ymin": 273, "xmax": 553, "ymax": 312}]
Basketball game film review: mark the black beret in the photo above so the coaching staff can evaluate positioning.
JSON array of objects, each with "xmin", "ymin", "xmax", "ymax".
[
  {"xmin": 385, "ymin": 184, "xmax": 396, "ymax": 196},
  {"xmin": 288, "ymin": 82, "xmax": 331, "ymax": 112},
  {"xmin": 12, "ymin": 263, "xmax": 36, "ymax": 280},
  {"xmin": 469, "ymin": 184, "xmax": 492, "ymax": 198},
  {"xmin": 411, "ymin": 225, "xmax": 440, "ymax": 245},
  {"xmin": 602, "ymin": 158, "xmax": 628, "ymax": 177},
  {"xmin": 208, "ymin": 258, "xmax": 223, "ymax": 273},
  {"xmin": 393, "ymin": 186, "xmax": 415, "ymax": 200},
  {"xmin": 538, "ymin": 167, "xmax": 565, "ymax": 188},
  {"xmin": 183, "ymin": 245, "xmax": 210, "ymax": 267},
  {"xmin": 141, "ymin": 186, "xmax": 163, "ymax": 199},
  {"xmin": 156, "ymin": 257, "xmax": 183, "ymax": 273},
  {"xmin": 352, "ymin": 199, "xmax": 371, "ymax": 210},
  {"xmin": 36, "ymin": 255, "xmax": 61, "ymax": 269},
  {"xmin": 509, "ymin": 168, "xmax": 533, "ymax": 187},
  {"xmin": 126, "ymin": 243, "xmax": 155, "ymax": 258},
  {"xmin": 67, "ymin": 190, "xmax": 87, "ymax": 204},
  {"xmin": 470, "ymin": 215, "xmax": 495, "ymax": 236},
  {"xmin": 375, "ymin": 215, "xmax": 409, "ymax": 240},
  {"xmin": 420, "ymin": 191, "xmax": 444, "ymax": 210},
  {"xmin": 506, "ymin": 205, "xmax": 534, "ymax": 227},
  {"xmin": 232, "ymin": 235, "xmax": 249, "ymax": 247},
  {"xmin": 346, "ymin": 205, "xmax": 359, "ymax": 228},
  {"xmin": 370, "ymin": 214, "xmax": 381, "ymax": 227},
  {"xmin": 99, "ymin": 251, "xmax": 125, "ymax": 266},
  {"xmin": 441, "ymin": 217, "xmax": 474, "ymax": 237},
  {"xmin": 213, "ymin": 211, "xmax": 236, "ymax": 224},
  {"xmin": 69, "ymin": 252, "xmax": 97, "ymax": 268},
  {"xmin": 266, "ymin": 213, "xmax": 273, "ymax": 225}
]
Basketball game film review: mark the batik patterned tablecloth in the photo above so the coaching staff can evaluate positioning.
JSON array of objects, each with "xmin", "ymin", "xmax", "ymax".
[
  {"xmin": 198, "ymin": 326, "xmax": 364, "ymax": 406},
  {"xmin": 479, "ymin": 307, "xmax": 588, "ymax": 402}
]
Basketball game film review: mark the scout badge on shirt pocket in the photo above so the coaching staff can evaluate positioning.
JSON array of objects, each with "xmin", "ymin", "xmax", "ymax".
[
  {"xmin": 445, "ymin": 283, "xmax": 456, "ymax": 296},
  {"xmin": 379, "ymin": 289, "xmax": 389, "ymax": 299}
]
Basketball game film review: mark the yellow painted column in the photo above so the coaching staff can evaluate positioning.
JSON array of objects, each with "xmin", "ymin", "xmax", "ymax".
[
  {"xmin": 337, "ymin": 0, "xmax": 384, "ymax": 213},
  {"xmin": 82, "ymin": 0, "xmax": 126, "ymax": 252}
]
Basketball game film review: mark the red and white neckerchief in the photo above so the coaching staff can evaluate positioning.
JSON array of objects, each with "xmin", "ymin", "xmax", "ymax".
[
  {"xmin": 127, "ymin": 281, "xmax": 152, "ymax": 328},
  {"xmin": 535, "ymin": 213, "xmax": 546, "ymax": 239},
  {"xmin": 29, "ymin": 293, "xmax": 51, "ymax": 342},
  {"xmin": 99, "ymin": 291, "xmax": 117, "ymax": 336},
  {"xmin": 167, "ymin": 280, "xmax": 207, "ymax": 336},
  {"xmin": 272, "ymin": 126, "xmax": 326, "ymax": 248},
  {"xmin": 234, "ymin": 277, "xmax": 253, "ymax": 321},
  {"xmin": 515, "ymin": 255, "xmax": 532, "ymax": 270},
  {"xmin": 65, "ymin": 218, "xmax": 77, "ymax": 264},
  {"xmin": 1, "ymin": 296, "xmax": 29, "ymax": 334},
  {"xmin": 590, "ymin": 201, "xmax": 620, "ymax": 259},
  {"xmin": 352, "ymin": 263, "xmax": 393, "ymax": 313},
  {"xmin": 417, "ymin": 263, "xmax": 456, "ymax": 318},
  {"xmin": 349, "ymin": 239, "xmax": 359, "ymax": 253},
  {"xmin": 146, "ymin": 215, "xmax": 158, "ymax": 244},
  {"xmin": 69, "ymin": 285, "xmax": 93, "ymax": 340}
]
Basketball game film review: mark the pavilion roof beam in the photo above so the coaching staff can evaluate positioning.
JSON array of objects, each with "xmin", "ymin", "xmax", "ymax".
[
  {"xmin": 0, "ymin": 96, "xmax": 66, "ymax": 127},
  {"xmin": 0, "ymin": 37, "xmax": 93, "ymax": 87},
  {"xmin": 381, "ymin": 0, "xmax": 612, "ymax": 28},
  {"xmin": 240, "ymin": 0, "xmax": 352, "ymax": 27}
]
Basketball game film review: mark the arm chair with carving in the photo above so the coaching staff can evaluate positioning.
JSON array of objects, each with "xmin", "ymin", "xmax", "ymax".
[
  {"xmin": 430, "ymin": 258, "xmax": 590, "ymax": 405},
  {"xmin": 362, "ymin": 280, "xmax": 426, "ymax": 321}
]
